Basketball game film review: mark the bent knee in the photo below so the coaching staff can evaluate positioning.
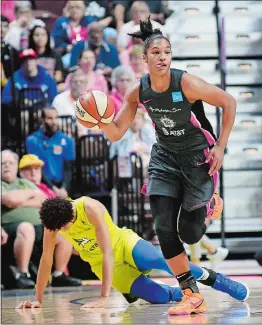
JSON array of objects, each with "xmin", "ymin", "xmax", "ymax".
[
  {"xmin": 179, "ymin": 221, "xmax": 205, "ymax": 245},
  {"xmin": 16, "ymin": 222, "xmax": 35, "ymax": 240}
]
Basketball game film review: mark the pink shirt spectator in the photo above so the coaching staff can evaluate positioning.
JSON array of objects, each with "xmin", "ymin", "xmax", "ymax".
[
  {"xmin": 119, "ymin": 49, "xmax": 149, "ymax": 80},
  {"xmin": 119, "ymin": 50, "xmax": 130, "ymax": 67},
  {"xmin": 1, "ymin": 0, "xmax": 16, "ymax": 22},
  {"xmin": 109, "ymin": 89, "xmax": 123, "ymax": 116},
  {"xmin": 69, "ymin": 24, "xmax": 88, "ymax": 45},
  {"xmin": 110, "ymin": 89, "xmax": 146, "ymax": 116},
  {"xmin": 38, "ymin": 183, "xmax": 56, "ymax": 199},
  {"xmin": 65, "ymin": 70, "xmax": 108, "ymax": 94}
]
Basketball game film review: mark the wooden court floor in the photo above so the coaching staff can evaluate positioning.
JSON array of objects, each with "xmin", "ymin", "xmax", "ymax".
[{"xmin": 2, "ymin": 275, "xmax": 262, "ymax": 324}]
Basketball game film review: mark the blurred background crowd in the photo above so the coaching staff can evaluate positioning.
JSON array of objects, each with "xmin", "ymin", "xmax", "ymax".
[{"xmin": 1, "ymin": 0, "xmax": 262, "ymax": 290}]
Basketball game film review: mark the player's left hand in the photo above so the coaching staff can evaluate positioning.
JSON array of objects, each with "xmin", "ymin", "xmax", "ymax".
[
  {"xmin": 80, "ymin": 296, "xmax": 109, "ymax": 309},
  {"xmin": 206, "ymin": 144, "xmax": 225, "ymax": 176},
  {"xmin": 15, "ymin": 300, "xmax": 42, "ymax": 309}
]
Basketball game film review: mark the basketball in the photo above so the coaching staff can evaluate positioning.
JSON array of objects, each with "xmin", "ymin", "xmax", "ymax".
[{"xmin": 75, "ymin": 90, "xmax": 115, "ymax": 130}]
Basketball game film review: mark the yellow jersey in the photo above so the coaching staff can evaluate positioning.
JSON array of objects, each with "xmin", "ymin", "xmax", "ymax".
[{"xmin": 59, "ymin": 197, "xmax": 122, "ymax": 266}]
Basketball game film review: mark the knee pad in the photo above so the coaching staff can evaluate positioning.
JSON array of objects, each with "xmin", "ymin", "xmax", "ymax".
[
  {"xmin": 156, "ymin": 229, "xmax": 185, "ymax": 259},
  {"xmin": 178, "ymin": 208, "xmax": 206, "ymax": 245},
  {"xmin": 150, "ymin": 195, "xmax": 184, "ymax": 259}
]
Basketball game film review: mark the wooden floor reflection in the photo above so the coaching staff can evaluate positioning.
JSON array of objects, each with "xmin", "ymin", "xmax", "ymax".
[{"xmin": 2, "ymin": 276, "xmax": 262, "ymax": 324}]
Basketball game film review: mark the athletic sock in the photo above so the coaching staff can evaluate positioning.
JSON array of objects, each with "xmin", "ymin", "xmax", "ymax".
[
  {"xmin": 52, "ymin": 270, "xmax": 63, "ymax": 277},
  {"xmin": 198, "ymin": 267, "xmax": 217, "ymax": 286},
  {"xmin": 176, "ymin": 270, "xmax": 199, "ymax": 293}
]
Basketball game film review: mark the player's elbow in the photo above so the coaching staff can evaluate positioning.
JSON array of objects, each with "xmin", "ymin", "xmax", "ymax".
[{"xmin": 225, "ymin": 94, "xmax": 236, "ymax": 110}]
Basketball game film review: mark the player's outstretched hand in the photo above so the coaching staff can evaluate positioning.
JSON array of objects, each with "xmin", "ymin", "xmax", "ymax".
[
  {"xmin": 16, "ymin": 300, "xmax": 42, "ymax": 309},
  {"xmin": 80, "ymin": 296, "xmax": 109, "ymax": 309}
]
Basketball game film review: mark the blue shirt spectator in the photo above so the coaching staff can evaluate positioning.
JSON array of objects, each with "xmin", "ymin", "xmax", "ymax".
[
  {"xmin": 70, "ymin": 22, "xmax": 120, "ymax": 69},
  {"xmin": 26, "ymin": 107, "xmax": 75, "ymax": 192},
  {"xmin": 2, "ymin": 49, "xmax": 57, "ymax": 106},
  {"xmin": 52, "ymin": 1, "xmax": 96, "ymax": 54}
]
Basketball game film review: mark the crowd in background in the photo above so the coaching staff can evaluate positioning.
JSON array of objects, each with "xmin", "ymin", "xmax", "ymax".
[{"xmin": 1, "ymin": 0, "xmax": 173, "ymax": 290}]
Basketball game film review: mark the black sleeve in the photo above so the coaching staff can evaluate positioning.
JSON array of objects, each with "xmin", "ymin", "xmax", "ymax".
[
  {"xmin": 54, "ymin": 51, "xmax": 63, "ymax": 72},
  {"xmin": 62, "ymin": 160, "xmax": 73, "ymax": 190},
  {"xmin": 191, "ymin": 100, "xmax": 218, "ymax": 141}
]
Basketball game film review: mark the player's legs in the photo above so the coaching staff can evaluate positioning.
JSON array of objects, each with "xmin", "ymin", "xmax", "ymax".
[
  {"xmin": 150, "ymin": 195, "xmax": 206, "ymax": 315},
  {"xmin": 132, "ymin": 238, "xmax": 204, "ymax": 279},
  {"xmin": 178, "ymin": 206, "xmax": 207, "ymax": 245},
  {"xmin": 131, "ymin": 238, "xmax": 247, "ymax": 302},
  {"xmin": 130, "ymin": 274, "xmax": 182, "ymax": 304}
]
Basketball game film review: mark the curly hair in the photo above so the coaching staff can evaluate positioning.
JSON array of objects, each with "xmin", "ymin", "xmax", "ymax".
[
  {"xmin": 128, "ymin": 16, "xmax": 170, "ymax": 54},
  {"xmin": 39, "ymin": 198, "xmax": 74, "ymax": 231}
]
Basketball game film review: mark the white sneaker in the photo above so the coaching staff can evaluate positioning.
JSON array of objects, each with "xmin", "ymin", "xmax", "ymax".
[{"xmin": 207, "ymin": 247, "xmax": 229, "ymax": 270}]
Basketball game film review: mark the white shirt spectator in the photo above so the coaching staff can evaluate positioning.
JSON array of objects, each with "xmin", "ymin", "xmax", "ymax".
[
  {"xmin": 52, "ymin": 90, "xmax": 87, "ymax": 137},
  {"xmin": 5, "ymin": 18, "xmax": 45, "ymax": 51},
  {"xmin": 117, "ymin": 19, "xmax": 163, "ymax": 51}
]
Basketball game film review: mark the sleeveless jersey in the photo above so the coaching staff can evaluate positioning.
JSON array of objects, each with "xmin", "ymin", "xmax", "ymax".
[
  {"xmin": 59, "ymin": 197, "xmax": 121, "ymax": 266},
  {"xmin": 139, "ymin": 68, "xmax": 217, "ymax": 153}
]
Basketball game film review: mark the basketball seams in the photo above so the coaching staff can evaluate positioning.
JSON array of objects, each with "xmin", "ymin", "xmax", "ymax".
[
  {"xmin": 102, "ymin": 94, "xmax": 108, "ymax": 119},
  {"xmin": 76, "ymin": 90, "xmax": 114, "ymax": 130},
  {"xmin": 90, "ymin": 91, "xmax": 102, "ymax": 121}
]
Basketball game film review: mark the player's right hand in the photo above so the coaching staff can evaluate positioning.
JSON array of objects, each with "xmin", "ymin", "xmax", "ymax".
[{"xmin": 15, "ymin": 300, "xmax": 42, "ymax": 309}]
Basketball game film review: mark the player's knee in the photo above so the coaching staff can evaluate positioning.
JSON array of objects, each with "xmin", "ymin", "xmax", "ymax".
[
  {"xmin": 178, "ymin": 219, "xmax": 205, "ymax": 245},
  {"xmin": 156, "ymin": 229, "xmax": 184, "ymax": 259}
]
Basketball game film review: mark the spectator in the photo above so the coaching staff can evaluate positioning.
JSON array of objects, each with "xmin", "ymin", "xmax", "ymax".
[
  {"xmin": 84, "ymin": 0, "xmax": 117, "ymax": 36},
  {"xmin": 53, "ymin": 70, "xmax": 89, "ymax": 137},
  {"xmin": 110, "ymin": 65, "xmax": 136, "ymax": 116},
  {"xmin": 129, "ymin": 45, "xmax": 148, "ymax": 79},
  {"xmin": 109, "ymin": 109, "xmax": 156, "ymax": 180},
  {"xmin": 4, "ymin": 0, "xmax": 45, "ymax": 51},
  {"xmin": 116, "ymin": 1, "xmax": 164, "ymax": 52},
  {"xmin": 29, "ymin": 26, "xmax": 64, "ymax": 87},
  {"xmin": 1, "ymin": 150, "xmax": 82, "ymax": 289},
  {"xmin": 19, "ymin": 154, "xmax": 56, "ymax": 199},
  {"xmin": 1, "ymin": 0, "xmax": 16, "ymax": 22},
  {"xmin": 65, "ymin": 49, "xmax": 108, "ymax": 93},
  {"xmin": 2, "ymin": 49, "xmax": 58, "ymax": 106},
  {"xmin": 1, "ymin": 149, "xmax": 46, "ymax": 289},
  {"xmin": 26, "ymin": 107, "xmax": 75, "ymax": 198},
  {"xmin": 1, "ymin": 15, "xmax": 20, "ymax": 86},
  {"xmin": 70, "ymin": 22, "xmax": 120, "ymax": 72},
  {"xmin": 52, "ymin": 0, "xmax": 96, "ymax": 55},
  {"xmin": 114, "ymin": 0, "xmax": 165, "ymax": 32}
]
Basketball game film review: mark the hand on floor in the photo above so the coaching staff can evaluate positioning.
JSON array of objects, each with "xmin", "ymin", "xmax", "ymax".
[
  {"xmin": 80, "ymin": 296, "xmax": 109, "ymax": 308},
  {"xmin": 15, "ymin": 300, "xmax": 42, "ymax": 309}
]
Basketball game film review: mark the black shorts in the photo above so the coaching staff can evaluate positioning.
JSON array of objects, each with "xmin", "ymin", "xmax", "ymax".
[{"xmin": 146, "ymin": 144, "xmax": 219, "ymax": 212}]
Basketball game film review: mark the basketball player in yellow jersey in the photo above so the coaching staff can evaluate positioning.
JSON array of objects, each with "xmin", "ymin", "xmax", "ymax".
[{"xmin": 16, "ymin": 197, "xmax": 249, "ymax": 309}]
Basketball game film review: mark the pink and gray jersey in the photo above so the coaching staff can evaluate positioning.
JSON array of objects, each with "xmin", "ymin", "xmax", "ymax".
[{"xmin": 139, "ymin": 68, "xmax": 217, "ymax": 153}]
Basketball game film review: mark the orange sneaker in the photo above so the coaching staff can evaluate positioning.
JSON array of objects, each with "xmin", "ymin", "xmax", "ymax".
[
  {"xmin": 168, "ymin": 289, "xmax": 207, "ymax": 316},
  {"xmin": 210, "ymin": 190, "xmax": 223, "ymax": 220}
]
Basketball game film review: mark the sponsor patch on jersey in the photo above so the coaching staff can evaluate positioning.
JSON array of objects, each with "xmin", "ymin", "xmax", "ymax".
[
  {"xmin": 53, "ymin": 145, "xmax": 62, "ymax": 155},
  {"xmin": 172, "ymin": 91, "xmax": 183, "ymax": 102}
]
